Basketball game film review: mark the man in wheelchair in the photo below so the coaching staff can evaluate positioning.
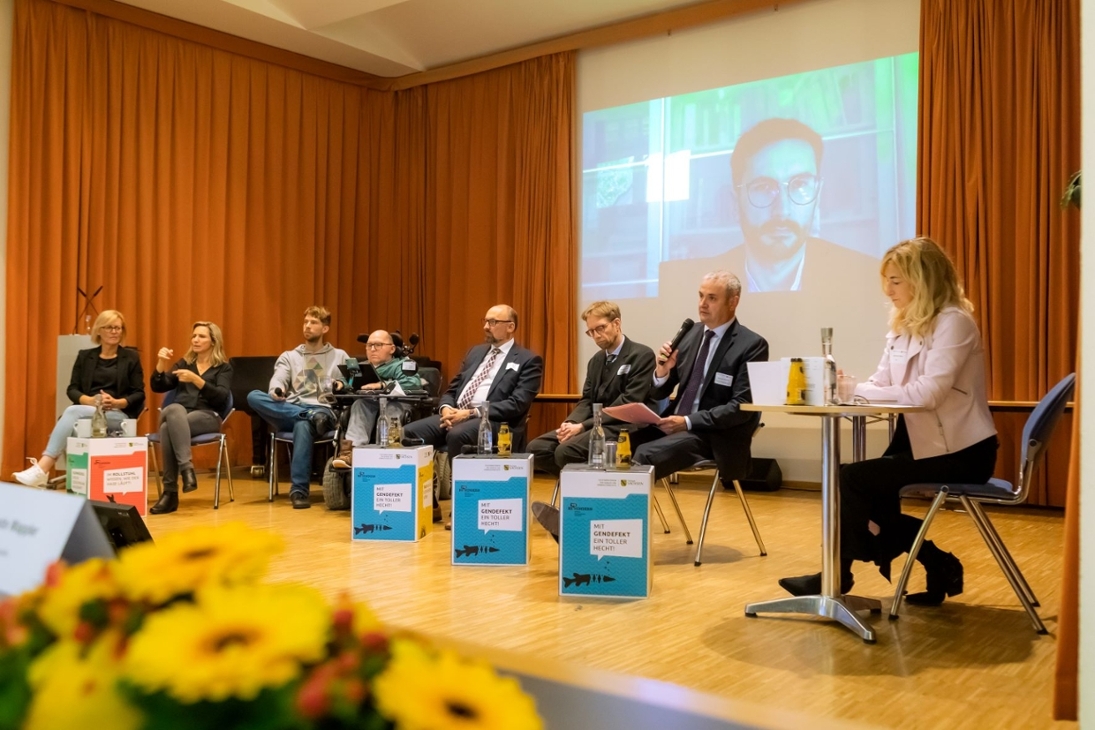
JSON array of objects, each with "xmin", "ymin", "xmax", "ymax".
[{"xmin": 330, "ymin": 329, "xmax": 423, "ymax": 469}]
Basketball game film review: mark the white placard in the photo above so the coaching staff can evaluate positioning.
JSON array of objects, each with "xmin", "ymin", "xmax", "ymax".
[
  {"xmin": 477, "ymin": 498, "xmax": 523, "ymax": 533},
  {"xmin": 103, "ymin": 468, "xmax": 143, "ymax": 494},
  {"xmin": 590, "ymin": 519, "xmax": 644, "ymax": 560},
  {"xmin": 373, "ymin": 483, "xmax": 412, "ymax": 513},
  {"xmin": 0, "ymin": 484, "xmax": 114, "ymax": 597},
  {"xmin": 69, "ymin": 468, "xmax": 88, "ymax": 496}
]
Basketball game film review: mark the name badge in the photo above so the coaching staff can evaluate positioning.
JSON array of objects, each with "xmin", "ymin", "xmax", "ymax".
[
  {"xmin": 401, "ymin": 361, "xmax": 417, "ymax": 371},
  {"xmin": 616, "ymin": 363, "xmax": 631, "ymax": 375},
  {"xmin": 714, "ymin": 372, "xmax": 733, "ymax": 387},
  {"xmin": 506, "ymin": 362, "xmax": 520, "ymax": 372},
  {"xmin": 890, "ymin": 348, "xmax": 908, "ymax": 366}
]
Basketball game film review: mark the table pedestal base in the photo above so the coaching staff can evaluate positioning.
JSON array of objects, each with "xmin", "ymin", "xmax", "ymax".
[{"xmin": 745, "ymin": 595, "xmax": 879, "ymax": 643}]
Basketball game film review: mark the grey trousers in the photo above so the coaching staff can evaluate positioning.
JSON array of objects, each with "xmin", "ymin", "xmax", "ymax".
[
  {"xmin": 344, "ymin": 399, "xmax": 405, "ymax": 446},
  {"xmin": 158, "ymin": 403, "xmax": 221, "ymax": 489}
]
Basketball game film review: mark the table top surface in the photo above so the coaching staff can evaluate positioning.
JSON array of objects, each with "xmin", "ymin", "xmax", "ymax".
[{"xmin": 741, "ymin": 402, "xmax": 925, "ymax": 415}]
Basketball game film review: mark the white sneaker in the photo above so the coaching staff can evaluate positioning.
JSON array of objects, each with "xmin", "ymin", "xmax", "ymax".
[{"xmin": 13, "ymin": 459, "xmax": 48, "ymax": 488}]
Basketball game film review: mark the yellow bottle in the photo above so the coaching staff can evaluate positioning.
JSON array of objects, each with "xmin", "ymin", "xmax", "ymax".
[
  {"xmin": 616, "ymin": 428, "xmax": 631, "ymax": 468},
  {"xmin": 497, "ymin": 422, "xmax": 512, "ymax": 456},
  {"xmin": 786, "ymin": 358, "xmax": 807, "ymax": 406}
]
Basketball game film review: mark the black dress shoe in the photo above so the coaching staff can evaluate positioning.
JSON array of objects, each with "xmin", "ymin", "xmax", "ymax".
[
  {"xmin": 906, "ymin": 551, "xmax": 963, "ymax": 606},
  {"xmin": 778, "ymin": 572, "xmax": 855, "ymax": 597},
  {"xmin": 181, "ymin": 467, "xmax": 198, "ymax": 493},
  {"xmin": 291, "ymin": 492, "xmax": 311, "ymax": 509},
  {"xmin": 308, "ymin": 410, "xmax": 335, "ymax": 436},
  {"xmin": 150, "ymin": 491, "xmax": 179, "ymax": 514},
  {"xmin": 531, "ymin": 501, "xmax": 560, "ymax": 543}
]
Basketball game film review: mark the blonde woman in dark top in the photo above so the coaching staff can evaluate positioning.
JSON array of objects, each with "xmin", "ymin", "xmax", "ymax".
[
  {"xmin": 13, "ymin": 310, "xmax": 145, "ymax": 488},
  {"xmin": 148, "ymin": 321, "xmax": 233, "ymax": 514}
]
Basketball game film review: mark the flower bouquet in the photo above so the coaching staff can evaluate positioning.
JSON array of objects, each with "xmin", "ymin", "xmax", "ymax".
[{"xmin": 0, "ymin": 522, "xmax": 542, "ymax": 730}]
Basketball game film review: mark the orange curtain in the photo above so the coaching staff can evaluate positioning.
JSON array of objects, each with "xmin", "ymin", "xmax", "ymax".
[
  {"xmin": 3, "ymin": 0, "xmax": 577, "ymax": 472},
  {"xmin": 918, "ymin": 0, "xmax": 1080, "ymax": 397},
  {"xmin": 917, "ymin": 0, "xmax": 1080, "ymax": 719}
]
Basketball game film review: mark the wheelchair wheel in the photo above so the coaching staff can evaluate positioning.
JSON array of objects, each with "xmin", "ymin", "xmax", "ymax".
[
  {"xmin": 434, "ymin": 451, "xmax": 452, "ymax": 501},
  {"xmin": 322, "ymin": 457, "xmax": 351, "ymax": 511}
]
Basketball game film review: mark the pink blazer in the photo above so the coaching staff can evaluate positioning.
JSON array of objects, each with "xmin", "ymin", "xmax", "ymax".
[{"xmin": 856, "ymin": 307, "xmax": 997, "ymax": 460}]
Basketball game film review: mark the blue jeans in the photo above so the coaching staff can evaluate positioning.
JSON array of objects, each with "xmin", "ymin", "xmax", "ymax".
[
  {"xmin": 45, "ymin": 405, "xmax": 127, "ymax": 458},
  {"xmin": 246, "ymin": 390, "xmax": 334, "ymax": 496}
]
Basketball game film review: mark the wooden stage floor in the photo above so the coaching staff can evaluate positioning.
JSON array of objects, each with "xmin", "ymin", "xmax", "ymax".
[{"xmin": 146, "ymin": 471, "xmax": 1075, "ymax": 729}]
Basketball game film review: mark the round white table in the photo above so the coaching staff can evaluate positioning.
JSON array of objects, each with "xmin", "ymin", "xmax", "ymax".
[{"xmin": 741, "ymin": 402, "xmax": 923, "ymax": 643}]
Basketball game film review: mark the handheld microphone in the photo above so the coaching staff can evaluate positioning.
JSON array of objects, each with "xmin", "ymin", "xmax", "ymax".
[
  {"xmin": 667, "ymin": 318, "xmax": 696, "ymax": 355},
  {"xmin": 274, "ymin": 388, "xmax": 285, "ymax": 398},
  {"xmin": 460, "ymin": 444, "xmax": 479, "ymax": 455}
]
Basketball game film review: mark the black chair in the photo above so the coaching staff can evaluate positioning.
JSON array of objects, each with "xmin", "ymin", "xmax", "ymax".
[
  {"xmin": 228, "ymin": 356, "xmax": 279, "ymax": 476},
  {"xmin": 147, "ymin": 391, "xmax": 236, "ymax": 509}
]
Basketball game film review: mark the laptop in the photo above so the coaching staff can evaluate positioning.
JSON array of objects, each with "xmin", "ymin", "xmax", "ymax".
[{"xmin": 337, "ymin": 360, "xmax": 382, "ymax": 389}]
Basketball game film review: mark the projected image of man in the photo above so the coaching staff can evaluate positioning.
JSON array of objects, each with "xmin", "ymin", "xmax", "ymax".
[{"xmin": 734, "ymin": 119, "xmax": 824, "ymax": 291}]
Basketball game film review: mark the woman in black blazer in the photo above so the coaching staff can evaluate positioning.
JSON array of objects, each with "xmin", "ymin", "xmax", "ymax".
[
  {"xmin": 13, "ymin": 310, "xmax": 145, "ymax": 487},
  {"xmin": 148, "ymin": 321, "xmax": 233, "ymax": 514}
]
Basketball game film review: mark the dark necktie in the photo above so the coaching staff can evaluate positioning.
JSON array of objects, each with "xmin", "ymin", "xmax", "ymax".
[
  {"xmin": 675, "ymin": 330, "xmax": 715, "ymax": 417},
  {"xmin": 457, "ymin": 347, "xmax": 502, "ymax": 409}
]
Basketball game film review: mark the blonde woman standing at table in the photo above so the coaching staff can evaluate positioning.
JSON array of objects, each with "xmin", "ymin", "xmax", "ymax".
[
  {"xmin": 148, "ymin": 322, "xmax": 233, "ymax": 514},
  {"xmin": 780, "ymin": 238, "xmax": 998, "ymax": 605},
  {"xmin": 13, "ymin": 310, "xmax": 146, "ymax": 487}
]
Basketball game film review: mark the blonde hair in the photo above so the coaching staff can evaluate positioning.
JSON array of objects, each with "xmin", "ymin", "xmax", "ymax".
[
  {"xmin": 304, "ymin": 305, "xmax": 331, "ymax": 326},
  {"xmin": 882, "ymin": 237, "xmax": 973, "ymax": 337},
  {"xmin": 184, "ymin": 321, "xmax": 229, "ymax": 366},
  {"xmin": 91, "ymin": 310, "xmax": 127, "ymax": 345},
  {"xmin": 581, "ymin": 301, "xmax": 621, "ymax": 323}
]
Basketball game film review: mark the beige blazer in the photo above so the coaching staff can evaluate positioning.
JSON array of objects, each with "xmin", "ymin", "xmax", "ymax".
[{"xmin": 856, "ymin": 307, "xmax": 997, "ymax": 460}]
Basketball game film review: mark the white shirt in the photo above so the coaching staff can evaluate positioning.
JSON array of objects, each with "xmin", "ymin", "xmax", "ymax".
[
  {"xmin": 654, "ymin": 319, "xmax": 734, "ymax": 430},
  {"xmin": 454, "ymin": 338, "xmax": 516, "ymax": 411}
]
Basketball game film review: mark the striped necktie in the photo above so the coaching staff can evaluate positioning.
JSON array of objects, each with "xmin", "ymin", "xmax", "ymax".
[{"xmin": 457, "ymin": 347, "xmax": 502, "ymax": 409}]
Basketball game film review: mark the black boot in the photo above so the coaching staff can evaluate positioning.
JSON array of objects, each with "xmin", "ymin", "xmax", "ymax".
[
  {"xmin": 181, "ymin": 467, "xmax": 198, "ymax": 493},
  {"xmin": 906, "ymin": 542, "xmax": 963, "ymax": 606},
  {"xmin": 150, "ymin": 491, "xmax": 179, "ymax": 514},
  {"xmin": 778, "ymin": 568, "xmax": 855, "ymax": 597}
]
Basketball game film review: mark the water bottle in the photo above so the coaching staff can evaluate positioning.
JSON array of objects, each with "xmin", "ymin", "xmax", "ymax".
[
  {"xmin": 821, "ymin": 327, "xmax": 837, "ymax": 405},
  {"xmin": 497, "ymin": 422, "xmax": 512, "ymax": 456},
  {"xmin": 91, "ymin": 394, "xmax": 108, "ymax": 438},
  {"xmin": 377, "ymin": 396, "xmax": 390, "ymax": 448},
  {"xmin": 588, "ymin": 403, "xmax": 606, "ymax": 468},
  {"xmin": 616, "ymin": 427, "xmax": 631, "ymax": 468},
  {"xmin": 477, "ymin": 401, "xmax": 493, "ymax": 455}
]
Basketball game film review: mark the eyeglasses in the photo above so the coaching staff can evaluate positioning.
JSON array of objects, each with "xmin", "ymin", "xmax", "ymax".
[
  {"xmin": 365, "ymin": 342, "xmax": 393, "ymax": 350},
  {"xmin": 101, "ymin": 325, "xmax": 123, "ymax": 332},
  {"xmin": 738, "ymin": 173, "xmax": 820, "ymax": 208},
  {"xmin": 482, "ymin": 319, "xmax": 513, "ymax": 327},
  {"xmin": 584, "ymin": 323, "xmax": 613, "ymax": 338}
]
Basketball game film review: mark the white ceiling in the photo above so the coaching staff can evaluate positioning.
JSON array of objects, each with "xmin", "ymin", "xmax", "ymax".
[{"xmin": 116, "ymin": 0, "xmax": 703, "ymax": 78}]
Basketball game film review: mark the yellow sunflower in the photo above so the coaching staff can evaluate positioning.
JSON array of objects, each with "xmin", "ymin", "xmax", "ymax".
[
  {"xmin": 123, "ymin": 583, "xmax": 330, "ymax": 703},
  {"xmin": 36, "ymin": 558, "xmax": 120, "ymax": 639},
  {"xmin": 375, "ymin": 639, "xmax": 542, "ymax": 730},
  {"xmin": 115, "ymin": 522, "xmax": 283, "ymax": 604},
  {"xmin": 24, "ymin": 631, "xmax": 143, "ymax": 730}
]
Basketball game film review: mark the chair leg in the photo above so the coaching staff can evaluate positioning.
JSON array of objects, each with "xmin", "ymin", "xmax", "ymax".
[
  {"xmin": 224, "ymin": 441, "xmax": 235, "ymax": 503},
  {"xmin": 731, "ymin": 478, "xmax": 766, "ymax": 556},
  {"xmin": 651, "ymin": 493, "xmax": 671, "ymax": 534},
  {"xmin": 961, "ymin": 495, "xmax": 1046, "ymax": 634},
  {"xmin": 966, "ymin": 499, "xmax": 1039, "ymax": 607},
  {"xmin": 214, "ymin": 436, "xmax": 224, "ymax": 510},
  {"xmin": 889, "ymin": 488, "xmax": 948, "ymax": 620},
  {"xmin": 659, "ymin": 479, "xmax": 693, "ymax": 545},
  {"xmin": 693, "ymin": 475, "xmax": 720, "ymax": 566},
  {"xmin": 549, "ymin": 479, "xmax": 560, "ymax": 507},
  {"xmin": 268, "ymin": 434, "xmax": 276, "ymax": 502},
  {"xmin": 149, "ymin": 444, "xmax": 163, "ymax": 497}
]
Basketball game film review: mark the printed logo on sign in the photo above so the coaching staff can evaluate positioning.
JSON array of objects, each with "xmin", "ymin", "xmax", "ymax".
[
  {"xmin": 503, "ymin": 465, "xmax": 510, "ymax": 471},
  {"xmin": 567, "ymin": 502, "xmax": 593, "ymax": 513}
]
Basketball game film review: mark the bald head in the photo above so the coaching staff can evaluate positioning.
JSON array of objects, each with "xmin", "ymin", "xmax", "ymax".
[{"xmin": 364, "ymin": 329, "xmax": 397, "ymax": 365}]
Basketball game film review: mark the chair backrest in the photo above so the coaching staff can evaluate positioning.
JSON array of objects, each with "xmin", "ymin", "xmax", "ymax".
[
  {"xmin": 1016, "ymin": 373, "xmax": 1076, "ymax": 497},
  {"xmin": 418, "ymin": 366, "xmax": 443, "ymax": 398}
]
